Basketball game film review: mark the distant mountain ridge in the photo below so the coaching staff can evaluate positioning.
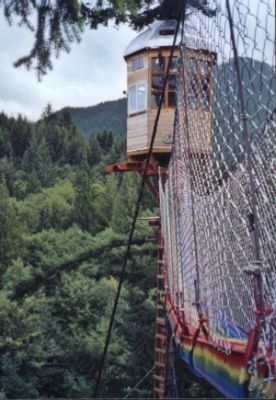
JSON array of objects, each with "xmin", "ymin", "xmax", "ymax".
[{"xmin": 57, "ymin": 98, "xmax": 127, "ymax": 140}]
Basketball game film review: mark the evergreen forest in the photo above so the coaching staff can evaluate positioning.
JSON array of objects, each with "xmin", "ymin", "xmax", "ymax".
[
  {"xmin": 57, "ymin": 99, "xmax": 127, "ymax": 140},
  {"xmin": 0, "ymin": 109, "xmax": 220, "ymax": 398},
  {"xmin": 0, "ymin": 108, "xmax": 156, "ymax": 398}
]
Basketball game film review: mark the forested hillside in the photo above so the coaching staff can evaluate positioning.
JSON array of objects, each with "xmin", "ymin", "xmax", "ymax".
[
  {"xmin": 0, "ymin": 110, "xmax": 157, "ymax": 398},
  {"xmin": 56, "ymin": 98, "xmax": 127, "ymax": 140}
]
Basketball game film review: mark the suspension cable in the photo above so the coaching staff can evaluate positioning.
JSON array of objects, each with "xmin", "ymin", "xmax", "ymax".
[
  {"xmin": 92, "ymin": 3, "xmax": 185, "ymax": 397},
  {"xmin": 123, "ymin": 365, "xmax": 154, "ymax": 399}
]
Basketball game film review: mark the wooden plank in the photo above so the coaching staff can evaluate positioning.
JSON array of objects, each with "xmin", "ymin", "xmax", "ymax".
[
  {"xmin": 128, "ymin": 70, "xmax": 148, "ymax": 85},
  {"xmin": 127, "ymin": 112, "xmax": 148, "ymax": 151},
  {"xmin": 148, "ymin": 109, "xmax": 175, "ymax": 149}
]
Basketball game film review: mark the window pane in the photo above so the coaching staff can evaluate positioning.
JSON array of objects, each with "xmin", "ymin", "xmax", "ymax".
[
  {"xmin": 199, "ymin": 60, "xmax": 208, "ymax": 76},
  {"xmin": 137, "ymin": 84, "xmax": 146, "ymax": 111},
  {"xmin": 152, "ymin": 57, "xmax": 165, "ymax": 73},
  {"xmin": 132, "ymin": 55, "xmax": 144, "ymax": 71},
  {"xmin": 168, "ymin": 92, "xmax": 177, "ymax": 107},
  {"xmin": 199, "ymin": 77, "xmax": 209, "ymax": 111},
  {"xmin": 128, "ymin": 86, "xmax": 136, "ymax": 113},
  {"xmin": 138, "ymin": 56, "xmax": 144, "ymax": 69},
  {"xmin": 131, "ymin": 58, "xmax": 137, "ymax": 71},
  {"xmin": 169, "ymin": 56, "xmax": 178, "ymax": 71},
  {"xmin": 159, "ymin": 28, "xmax": 175, "ymax": 36},
  {"xmin": 168, "ymin": 74, "xmax": 177, "ymax": 90},
  {"xmin": 152, "ymin": 75, "xmax": 164, "ymax": 90},
  {"xmin": 151, "ymin": 92, "xmax": 163, "ymax": 108}
]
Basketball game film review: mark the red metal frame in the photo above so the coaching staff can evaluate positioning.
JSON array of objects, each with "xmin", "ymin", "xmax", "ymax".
[{"xmin": 104, "ymin": 156, "xmax": 167, "ymax": 200}]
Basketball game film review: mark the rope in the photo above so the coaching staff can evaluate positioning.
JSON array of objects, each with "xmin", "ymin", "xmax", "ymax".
[
  {"xmin": 123, "ymin": 365, "xmax": 154, "ymax": 399},
  {"xmin": 92, "ymin": 3, "xmax": 185, "ymax": 397}
]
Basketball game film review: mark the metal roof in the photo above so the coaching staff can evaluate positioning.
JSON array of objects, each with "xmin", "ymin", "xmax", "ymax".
[{"xmin": 124, "ymin": 20, "xmax": 215, "ymax": 58}]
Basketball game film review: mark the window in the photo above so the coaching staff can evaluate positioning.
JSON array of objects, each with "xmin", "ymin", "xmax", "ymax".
[
  {"xmin": 159, "ymin": 28, "xmax": 175, "ymax": 36},
  {"xmin": 151, "ymin": 55, "xmax": 178, "ymax": 108},
  {"xmin": 187, "ymin": 58, "xmax": 211, "ymax": 111},
  {"xmin": 128, "ymin": 82, "xmax": 147, "ymax": 114},
  {"xmin": 152, "ymin": 56, "xmax": 165, "ymax": 73},
  {"xmin": 128, "ymin": 86, "xmax": 136, "ymax": 113},
  {"xmin": 131, "ymin": 55, "xmax": 144, "ymax": 71}
]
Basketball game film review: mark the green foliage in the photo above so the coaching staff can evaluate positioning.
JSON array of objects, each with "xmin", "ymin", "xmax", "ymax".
[
  {"xmin": 16, "ymin": 179, "xmax": 76, "ymax": 233},
  {"xmin": 0, "ymin": 111, "xmax": 158, "ymax": 397},
  {"xmin": 111, "ymin": 173, "xmax": 139, "ymax": 233},
  {"xmin": 94, "ymin": 175, "xmax": 118, "ymax": 228},
  {"xmin": 0, "ymin": 222, "xmax": 156, "ymax": 397},
  {"xmin": 129, "ymin": 0, "xmax": 216, "ymax": 29},
  {"xmin": 88, "ymin": 136, "xmax": 101, "ymax": 165},
  {"xmin": 0, "ymin": 126, "xmax": 12, "ymax": 159},
  {"xmin": 74, "ymin": 172, "xmax": 101, "ymax": 234},
  {"xmin": 7, "ymin": 115, "xmax": 32, "ymax": 160},
  {"xmin": 22, "ymin": 132, "xmax": 52, "ymax": 186},
  {"xmin": 0, "ymin": 183, "xmax": 22, "ymax": 270}
]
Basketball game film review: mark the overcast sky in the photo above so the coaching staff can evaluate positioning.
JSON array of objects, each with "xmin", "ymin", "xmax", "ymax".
[{"xmin": 0, "ymin": 13, "xmax": 136, "ymax": 121}]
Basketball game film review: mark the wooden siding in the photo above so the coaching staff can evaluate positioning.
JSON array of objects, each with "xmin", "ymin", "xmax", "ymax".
[
  {"xmin": 127, "ymin": 112, "xmax": 148, "ymax": 152},
  {"xmin": 148, "ymin": 48, "xmax": 180, "ymax": 59},
  {"xmin": 128, "ymin": 69, "xmax": 148, "ymax": 86},
  {"xmin": 148, "ymin": 109, "xmax": 175, "ymax": 149}
]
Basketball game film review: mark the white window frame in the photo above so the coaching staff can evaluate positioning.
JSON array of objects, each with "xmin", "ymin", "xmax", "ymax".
[{"xmin": 128, "ymin": 81, "xmax": 147, "ymax": 114}]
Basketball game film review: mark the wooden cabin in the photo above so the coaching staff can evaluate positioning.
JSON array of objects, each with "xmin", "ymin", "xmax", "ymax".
[{"xmin": 124, "ymin": 20, "xmax": 216, "ymax": 162}]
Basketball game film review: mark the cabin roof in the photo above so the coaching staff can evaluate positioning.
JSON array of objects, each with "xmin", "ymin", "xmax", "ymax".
[{"xmin": 124, "ymin": 20, "xmax": 215, "ymax": 58}]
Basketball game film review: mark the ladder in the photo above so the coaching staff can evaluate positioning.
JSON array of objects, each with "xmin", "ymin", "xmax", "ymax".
[{"xmin": 153, "ymin": 233, "xmax": 170, "ymax": 398}]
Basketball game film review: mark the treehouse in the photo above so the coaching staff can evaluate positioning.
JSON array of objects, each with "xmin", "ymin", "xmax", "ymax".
[{"xmin": 124, "ymin": 20, "xmax": 216, "ymax": 162}]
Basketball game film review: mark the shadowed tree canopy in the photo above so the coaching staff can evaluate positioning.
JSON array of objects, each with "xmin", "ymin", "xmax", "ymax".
[{"xmin": 1, "ymin": 0, "xmax": 215, "ymax": 78}]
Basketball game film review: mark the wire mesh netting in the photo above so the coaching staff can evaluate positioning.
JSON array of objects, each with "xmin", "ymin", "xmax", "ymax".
[{"xmin": 159, "ymin": 0, "xmax": 275, "ymax": 397}]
